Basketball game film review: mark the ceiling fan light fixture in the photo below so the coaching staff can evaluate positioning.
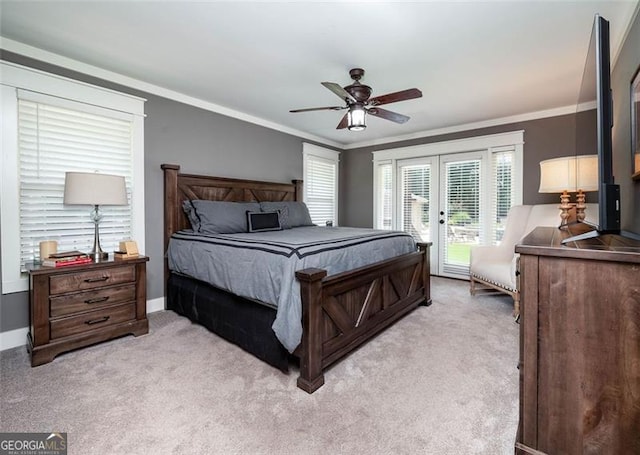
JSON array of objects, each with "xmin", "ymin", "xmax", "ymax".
[
  {"xmin": 347, "ymin": 104, "xmax": 366, "ymax": 131},
  {"xmin": 290, "ymin": 68, "xmax": 422, "ymax": 131}
]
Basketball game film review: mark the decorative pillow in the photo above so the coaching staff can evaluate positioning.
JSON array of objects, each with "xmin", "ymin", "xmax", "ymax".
[
  {"xmin": 259, "ymin": 202, "xmax": 314, "ymax": 229},
  {"xmin": 182, "ymin": 200, "xmax": 201, "ymax": 232},
  {"xmin": 246, "ymin": 211, "xmax": 282, "ymax": 233},
  {"xmin": 190, "ymin": 200, "xmax": 261, "ymax": 234},
  {"xmin": 273, "ymin": 205, "xmax": 290, "ymax": 229}
]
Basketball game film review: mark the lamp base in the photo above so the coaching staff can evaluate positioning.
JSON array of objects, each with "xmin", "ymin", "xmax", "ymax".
[
  {"xmin": 558, "ymin": 190, "xmax": 571, "ymax": 229},
  {"xmin": 88, "ymin": 251, "xmax": 109, "ymax": 261},
  {"xmin": 89, "ymin": 204, "xmax": 109, "ymax": 262},
  {"xmin": 575, "ymin": 189, "xmax": 586, "ymax": 222}
]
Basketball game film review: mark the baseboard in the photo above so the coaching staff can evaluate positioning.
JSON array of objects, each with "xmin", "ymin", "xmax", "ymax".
[
  {"xmin": 0, "ymin": 327, "xmax": 29, "ymax": 352},
  {"xmin": 1, "ymin": 297, "xmax": 166, "ymax": 352},
  {"xmin": 147, "ymin": 297, "xmax": 165, "ymax": 313}
]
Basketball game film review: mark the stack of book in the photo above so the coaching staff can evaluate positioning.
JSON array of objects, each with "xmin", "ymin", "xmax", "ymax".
[{"xmin": 42, "ymin": 251, "xmax": 92, "ymax": 268}]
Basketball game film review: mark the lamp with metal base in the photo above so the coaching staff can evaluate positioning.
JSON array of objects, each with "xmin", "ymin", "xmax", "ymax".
[{"xmin": 63, "ymin": 172, "xmax": 128, "ymax": 261}]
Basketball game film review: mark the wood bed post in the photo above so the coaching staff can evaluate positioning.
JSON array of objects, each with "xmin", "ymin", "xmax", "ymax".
[
  {"xmin": 417, "ymin": 242, "xmax": 432, "ymax": 306},
  {"xmin": 292, "ymin": 179, "xmax": 303, "ymax": 202},
  {"xmin": 161, "ymin": 164, "xmax": 180, "ymax": 295},
  {"xmin": 295, "ymin": 267, "xmax": 327, "ymax": 393}
]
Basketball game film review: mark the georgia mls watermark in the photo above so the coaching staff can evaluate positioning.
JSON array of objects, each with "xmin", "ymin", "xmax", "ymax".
[{"xmin": 0, "ymin": 433, "xmax": 67, "ymax": 455}]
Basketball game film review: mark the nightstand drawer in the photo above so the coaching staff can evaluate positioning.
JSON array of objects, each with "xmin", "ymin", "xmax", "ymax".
[
  {"xmin": 50, "ymin": 303, "xmax": 136, "ymax": 340},
  {"xmin": 49, "ymin": 266, "xmax": 135, "ymax": 295},
  {"xmin": 50, "ymin": 284, "xmax": 136, "ymax": 317}
]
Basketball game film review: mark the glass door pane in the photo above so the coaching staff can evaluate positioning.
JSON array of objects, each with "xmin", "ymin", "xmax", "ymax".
[
  {"xmin": 439, "ymin": 153, "xmax": 483, "ymax": 278},
  {"xmin": 397, "ymin": 157, "xmax": 439, "ymax": 273},
  {"xmin": 398, "ymin": 163, "xmax": 430, "ymax": 242}
]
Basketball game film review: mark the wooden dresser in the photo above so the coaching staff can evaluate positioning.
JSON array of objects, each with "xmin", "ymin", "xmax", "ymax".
[
  {"xmin": 514, "ymin": 225, "xmax": 640, "ymax": 455},
  {"xmin": 27, "ymin": 256, "xmax": 149, "ymax": 366}
]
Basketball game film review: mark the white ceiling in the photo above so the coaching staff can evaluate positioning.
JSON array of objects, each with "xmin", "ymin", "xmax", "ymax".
[{"xmin": 1, "ymin": 1, "xmax": 638, "ymax": 148}]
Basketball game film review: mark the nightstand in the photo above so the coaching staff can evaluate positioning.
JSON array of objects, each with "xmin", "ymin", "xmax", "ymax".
[{"xmin": 26, "ymin": 256, "xmax": 149, "ymax": 366}]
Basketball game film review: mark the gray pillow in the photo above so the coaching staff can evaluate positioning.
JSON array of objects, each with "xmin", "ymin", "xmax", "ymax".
[
  {"xmin": 190, "ymin": 200, "xmax": 260, "ymax": 234},
  {"xmin": 259, "ymin": 201, "xmax": 314, "ymax": 229},
  {"xmin": 182, "ymin": 200, "xmax": 200, "ymax": 231}
]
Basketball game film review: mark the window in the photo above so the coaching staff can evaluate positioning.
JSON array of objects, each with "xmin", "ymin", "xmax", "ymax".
[
  {"xmin": 1, "ymin": 62, "xmax": 145, "ymax": 294},
  {"xmin": 490, "ymin": 147, "xmax": 518, "ymax": 245},
  {"xmin": 374, "ymin": 162, "xmax": 393, "ymax": 230},
  {"xmin": 302, "ymin": 143, "xmax": 339, "ymax": 226}
]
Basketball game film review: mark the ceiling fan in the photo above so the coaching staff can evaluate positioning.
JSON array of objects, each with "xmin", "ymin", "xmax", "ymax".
[{"xmin": 289, "ymin": 68, "xmax": 422, "ymax": 131}]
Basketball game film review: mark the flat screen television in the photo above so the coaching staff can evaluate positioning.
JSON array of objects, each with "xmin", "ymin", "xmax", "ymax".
[{"xmin": 570, "ymin": 13, "xmax": 620, "ymax": 242}]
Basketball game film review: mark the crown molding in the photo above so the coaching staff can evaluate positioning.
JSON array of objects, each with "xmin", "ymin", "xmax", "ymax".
[
  {"xmin": 2, "ymin": 37, "xmax": 586, "ymax": 153},
  {"xmin": 343, "ymin": 105, "xmax": 576, "ymax": 150},
  {"xmin": 0, "ymin": 37, "xmax": 344, "ymax": 149}
]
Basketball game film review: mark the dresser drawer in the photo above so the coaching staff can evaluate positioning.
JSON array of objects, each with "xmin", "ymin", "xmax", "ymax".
[
  {"xmin": 49, "ymin": 266, "xmax": 135, "ymax": 295},
  {"xmin": 50, "ymin": 303, "xmax": 136, "ymax": 340},
  {"xmin": 50, "ymin": 284, "xmax": 136, "ymax": 318}
]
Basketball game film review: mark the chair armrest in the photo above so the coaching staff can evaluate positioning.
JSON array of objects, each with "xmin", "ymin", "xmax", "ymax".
[{"xmin": 470, "ymin": 244, "xmax": 515, "ymax": 268}]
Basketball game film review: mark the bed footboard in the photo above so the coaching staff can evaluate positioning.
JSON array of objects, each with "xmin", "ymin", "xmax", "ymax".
[{"xmin": 295, "ymin": 242, "xmax": 431, "ymax": 393}]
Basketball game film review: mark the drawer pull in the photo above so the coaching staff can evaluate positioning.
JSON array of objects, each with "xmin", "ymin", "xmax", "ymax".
[
  {"xmin": 85, "ymin": 296, "xmax": 110, "ymax": 304},
  {"xmin": 85, "ymin": 316, "xmax": 110, "ymax": 325},
  {"xmin": 84, "ymin": 276, "xmax": 109, "ymax": 283}
]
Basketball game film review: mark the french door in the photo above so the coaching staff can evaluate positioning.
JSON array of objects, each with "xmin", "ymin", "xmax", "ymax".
[
  {"xmin": 373, "ymin": 131, "xmax": 524, "ymax": 280},
  {"xmin": 396, "ymin": 151, "xmax": 484, "ymax": 279}
]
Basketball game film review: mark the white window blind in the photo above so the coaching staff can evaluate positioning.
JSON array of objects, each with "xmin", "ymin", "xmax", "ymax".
[
  {"xmin": 490, "ymin": 148, "xmax": 518, "ymax": 245},
  {"xmin": 399, "ymin": 163, "xmax": 432, "ymax": 242},
  {"xmin": 17, "ymin": 97, "xmax": 133, "ymax": 269},
  {"xmin": 303, "ymin": 144, "xmax": 339, "ymax": 226},
  {"xmin": 445, "ymin": 159, "xmax": 481, "ymax": 233},
  {"xmin": 375, "ymin": 162, "xmax": 393, "ymax": 230}
]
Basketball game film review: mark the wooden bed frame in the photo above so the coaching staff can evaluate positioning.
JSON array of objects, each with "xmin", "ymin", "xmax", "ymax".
[{"xmin": 162, "ymin": 164, "xmax": 432, "ymax": 393}]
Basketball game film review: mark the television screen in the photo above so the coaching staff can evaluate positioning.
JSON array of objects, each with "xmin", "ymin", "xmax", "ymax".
[{"xmin": 575, "ymin": 14, "xmax": 620, "ymax": 234}]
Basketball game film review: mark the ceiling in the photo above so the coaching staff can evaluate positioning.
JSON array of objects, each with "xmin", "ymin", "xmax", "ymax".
[{"xmin": 1, "ymin": 1, "xmax": 638, "ymax": 149}]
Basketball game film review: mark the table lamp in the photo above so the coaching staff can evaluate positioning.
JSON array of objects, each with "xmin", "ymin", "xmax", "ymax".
[
  {"xmin": 63, "ymin": 171, "xmax": 128, "ymax": 260},
  {"xmin": 538, "ymin": 155, "xmax": 598, "ymax": 226}
]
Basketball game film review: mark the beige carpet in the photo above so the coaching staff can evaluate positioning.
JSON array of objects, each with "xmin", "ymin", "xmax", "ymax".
[{"xmin": 1, "ymin": 277, "xmax": 519, "ymax": 454}]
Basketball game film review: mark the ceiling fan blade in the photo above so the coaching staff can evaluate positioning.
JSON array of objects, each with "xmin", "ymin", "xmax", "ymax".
[
  {"xmin": 289, "ymin": 106, "xmax": 345, "ymax": 113},
  {"xmin": 336, "ymin": 113, "xmax": 349, "ymax": 129},
  {"xmin": 368, "ymin": 88, "xmax": 422, "ymax": 106},
  {"xmin": 367, "ymin": 107, "xmax": 410, "ymax": 124},
  {"xmin": 322, "ymin": 82, "xmax": 357, "ymax": 104}
]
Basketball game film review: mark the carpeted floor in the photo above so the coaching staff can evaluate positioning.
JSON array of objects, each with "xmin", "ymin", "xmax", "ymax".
[{"xmin": 0, "ymin": 277, "xmax": 519, "ymax": 454}]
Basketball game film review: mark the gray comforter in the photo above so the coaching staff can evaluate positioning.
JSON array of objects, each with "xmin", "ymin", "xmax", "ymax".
[{"xmin": 167, "ymin": 226, "xmax": 416, "ymax": 352}]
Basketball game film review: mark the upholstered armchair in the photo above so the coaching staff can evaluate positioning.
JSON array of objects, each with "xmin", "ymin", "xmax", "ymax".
[{"xmin": 469, "ymin": 204, "xmax": 597, "ymax": 317}]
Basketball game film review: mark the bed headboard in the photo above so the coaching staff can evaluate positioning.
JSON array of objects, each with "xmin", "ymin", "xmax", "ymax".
[{"xmin": 161, "ymin": 163, "xmax": 303, "ymax": 253}]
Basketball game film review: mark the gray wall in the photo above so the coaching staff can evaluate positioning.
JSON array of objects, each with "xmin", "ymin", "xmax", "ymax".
[
  {"xmin": 611, "ymin": 8, "xmax": 640, "ymax": 234},
  {"xmin": 340, "ymin": 114, "xmax": 580, "ymax": 227},
  {"xmin": 0, "ymin": 52, "xmax": 321, "ymax": 332}
]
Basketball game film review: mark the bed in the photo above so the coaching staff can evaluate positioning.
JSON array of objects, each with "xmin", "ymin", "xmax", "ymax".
[{"xmin": 162, "ymin": 164, "xmax": 432, "ymax": 393}]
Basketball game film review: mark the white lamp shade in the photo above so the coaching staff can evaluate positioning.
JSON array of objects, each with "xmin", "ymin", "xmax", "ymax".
[
  {"xmin": 64, "ymin": 172, "xmax": 128, "ymax": 206},
  {"xmin": 538, "ymin": 155, "xmax": 598, "ymax": 193}
]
